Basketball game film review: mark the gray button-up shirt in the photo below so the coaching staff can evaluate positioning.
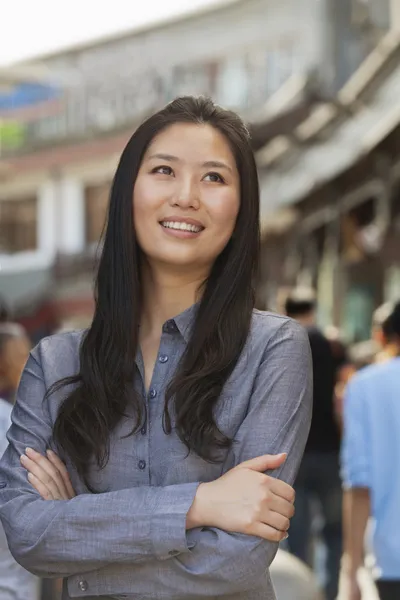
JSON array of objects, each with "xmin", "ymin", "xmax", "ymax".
[{"xmin": 0, "ymin": 306, "xmax": 312, "ymax": 600}]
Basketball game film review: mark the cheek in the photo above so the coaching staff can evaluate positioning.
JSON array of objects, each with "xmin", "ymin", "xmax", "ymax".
[
  {"xmin": 132, "ymin": 181, "xmax": 157, "ymax": 231},
  {"xmin": 209, "ymin": 192, "xmax": 240, "ymax": 236}
]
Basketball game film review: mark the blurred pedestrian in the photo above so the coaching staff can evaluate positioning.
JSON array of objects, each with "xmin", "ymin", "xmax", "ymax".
[
  {"xmin": 0, "ymin": 96, "xmax": 312, "ymax": 600},
  {"xmin": 0, "ymin": 323, "xmax": 31, "ymax": 404},
  {"xmin": 341, "ymin": 300, "xmax": 400, "ymax": 600},
  {"xmin": 0, "ymin": 326, "xmax": 39, "ymax": 600},
  {"xmin": 285, "ymin": 288, "xmax": 341, "ymax": 600},
  {"xmin": 325, "ymin": 325, "xmax": 356, "ymax": 430}
]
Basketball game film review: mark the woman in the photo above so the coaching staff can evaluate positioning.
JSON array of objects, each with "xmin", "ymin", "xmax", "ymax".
[{"xmin": 0, "ymin": 96, "xmax": 312, "ymax": 600}]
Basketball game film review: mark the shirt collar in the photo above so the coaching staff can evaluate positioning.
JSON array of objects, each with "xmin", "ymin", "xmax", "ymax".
[{"xmin": 170, "ymin": 302, "xmax": 199, "ymax": 344}]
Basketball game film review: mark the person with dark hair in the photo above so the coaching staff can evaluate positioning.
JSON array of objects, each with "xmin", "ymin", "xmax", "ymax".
[
  {"xmin": 341, "ymin": 300, "xmax": 400, "ymax": 600},
  {"xmin": 284, "ymin": 288, "xmax": 342, "ymax": 600},
  {"xmin": 0, "ymin": 96, "xmax": 312, "ymax": 600}
]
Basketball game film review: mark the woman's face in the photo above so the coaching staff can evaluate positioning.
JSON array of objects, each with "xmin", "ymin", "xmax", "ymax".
[{"xmin": 133, "ymin": 122, "xmax": 240, "ymax": 271}]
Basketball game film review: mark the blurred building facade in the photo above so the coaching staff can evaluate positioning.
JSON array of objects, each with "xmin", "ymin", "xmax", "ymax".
[
  {"xmin": 0, "ymin": 0, "xmax": 394, "ymax": 339},
  {"xmin": 257, "ymin": 4, "xmax": 400, "ymax": 354}
]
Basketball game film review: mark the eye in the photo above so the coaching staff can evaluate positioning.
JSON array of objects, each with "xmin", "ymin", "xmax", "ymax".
[
  {"xmin": 203, "ymin": 172, "xmax": 225, "ymax": 183},
  {"xmin": 152, "ymin": 165, "xmax": 174, "ymax": 176}
]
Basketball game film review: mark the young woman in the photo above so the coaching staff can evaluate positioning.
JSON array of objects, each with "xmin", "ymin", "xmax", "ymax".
[{"xmin": 0, "ymin": 96, "xmax": 312, "ymax": 600}]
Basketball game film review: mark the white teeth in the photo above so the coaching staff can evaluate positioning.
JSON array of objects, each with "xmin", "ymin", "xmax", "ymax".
[{"xmin": 161, "ymin": 221, "xmax": 202, "ymax": 233}]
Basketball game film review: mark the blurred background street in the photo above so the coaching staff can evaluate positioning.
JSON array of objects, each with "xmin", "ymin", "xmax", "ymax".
[{"xmin": 1, "ymin": 0, "xmax": 400, "ymax": 599}]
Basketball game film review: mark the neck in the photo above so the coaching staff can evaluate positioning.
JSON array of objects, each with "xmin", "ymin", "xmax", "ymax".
[
  {"xmin": 140, "ymin": 260, "xmax": 208, "ymax": 339},
  {"xmin": 384, "ymin": 341, "xmax": 400, "ymax": 358}
]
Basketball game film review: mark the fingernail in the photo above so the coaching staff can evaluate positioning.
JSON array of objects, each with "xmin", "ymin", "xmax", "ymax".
[
  {"xmin": 284, "ymin": 533, "xmax": 289, "ymax": 540},
  {"xmin": 46, "ymin": 449, "xmax": 53, "ymax": 456},
  {"xmin": 25, "ymin": 447, "xmax": 34, "ymax": 456},
  {"xmin": 20, "ymin": 454, "xmax": 27, "ymax": 463}
]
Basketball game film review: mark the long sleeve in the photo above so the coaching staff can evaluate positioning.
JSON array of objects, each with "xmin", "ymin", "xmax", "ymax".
[
  {"xmin": 0, "ymin": 319, "xmax": 313, "ymax": 598},
  {"xmin": 71, "ymin": 319, "xmax": 313, "ymax": 598},
  {"xmin": 0, "ymin": 351, "xmax": 199, "ymax": 577}
]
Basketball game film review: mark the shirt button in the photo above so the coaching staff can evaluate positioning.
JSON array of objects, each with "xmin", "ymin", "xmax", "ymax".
[
  {"xmin": 140, "ymin": 426, "xmax": 146, "ymax": 435},
  {"xmin": 159, "ymin": 354, "xmax": 169, "ymax": 363},
  {"xmin": 138, "ymin": 460, "xmax": 146, "ymax": 470},
  {"xmin": 78, "ymin": 580, "xmax": 88, "ymax": 592},
  {"xmin": 149, "ymin": 388, "xmax": 157, "ymax": 399},
  {"xmin": 163, "ymin": 320, "xmax": 177, "ymax": 334}
]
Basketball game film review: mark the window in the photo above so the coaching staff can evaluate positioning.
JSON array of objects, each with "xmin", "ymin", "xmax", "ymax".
[
  {"xmin": 0, "ymin": 196, "xmax": 37, "ymax": 253},
  {"xmin": 85, "ymin": 182, "xmax": 110, "ymax": 245}
]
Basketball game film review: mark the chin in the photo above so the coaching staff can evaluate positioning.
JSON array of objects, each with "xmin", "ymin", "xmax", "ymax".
[{"xmin": 148, "ymin": 250, "xmax": 211, "ymax": 272}]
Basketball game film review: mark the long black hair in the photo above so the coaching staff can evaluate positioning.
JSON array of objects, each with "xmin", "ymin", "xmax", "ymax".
[{"xmin": 50, "ymin": 96, "xmax": 260, "ymax": 485}]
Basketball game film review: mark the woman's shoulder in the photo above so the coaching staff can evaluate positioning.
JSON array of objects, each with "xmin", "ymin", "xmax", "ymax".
[
  {"xmin": 36, "ymin": 328, "xmax": 86, "ymax": 352},
  {"xmin": 247, "ymin": 310, "xmax": 310, "ymax": 363},
  {"xmin": 31, "ymin": 329, "xmax": 87, "ymax": 375},
  {"xmin": 250, "ymin": 309, "xmax": 307, "ymax": 342}
]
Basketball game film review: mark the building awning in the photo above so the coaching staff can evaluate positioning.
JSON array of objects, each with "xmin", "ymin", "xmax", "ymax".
[{"xmin": 258, "ymin": 30, "xmax": 400, "ymax": 215}]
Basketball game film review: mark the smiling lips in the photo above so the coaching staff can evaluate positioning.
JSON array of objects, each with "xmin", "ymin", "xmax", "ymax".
[{"xmin": 160, "ymin": 219, "xmax": 204, "ymax": 235}]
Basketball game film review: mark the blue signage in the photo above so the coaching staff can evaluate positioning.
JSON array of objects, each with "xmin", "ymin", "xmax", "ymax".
[{"xmin": 0, "ymin": 82, "xmax": 60, "ymax": 111}]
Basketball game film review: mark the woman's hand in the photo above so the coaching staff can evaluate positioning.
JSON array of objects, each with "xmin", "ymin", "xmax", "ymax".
[
  {"xmin": 187, "ymin": 453, "xmax": 294, "ymax": 542},
  {"xmin": 20, "ymin": 447, "xmax": 76, "ymax": 500}
]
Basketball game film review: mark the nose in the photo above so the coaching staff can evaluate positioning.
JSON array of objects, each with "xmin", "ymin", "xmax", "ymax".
[{"xmin": 170, "ymin": 176, "xmax": 200, "ymax": 210}]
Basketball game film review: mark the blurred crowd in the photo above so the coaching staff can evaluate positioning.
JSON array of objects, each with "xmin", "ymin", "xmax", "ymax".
[
  {"xmin": 282, "ymin": 289, "xmax": 400, "ymax": 600},
  {"xmin": 0, "ymin": 291, "xmax": 399, "ymax": 600}
]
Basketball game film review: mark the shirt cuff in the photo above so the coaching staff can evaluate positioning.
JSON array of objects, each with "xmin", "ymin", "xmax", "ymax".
[{"xmin": 151, "ymin": 482, "xmax": 200, "ymax": 560}]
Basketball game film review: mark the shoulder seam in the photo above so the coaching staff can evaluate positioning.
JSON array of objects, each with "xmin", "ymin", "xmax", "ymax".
[{"xmin": 252, "ymin": 309, "xmax": 290, "ymax": 323}]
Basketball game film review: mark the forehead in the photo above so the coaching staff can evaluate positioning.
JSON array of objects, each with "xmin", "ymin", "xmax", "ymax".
[{"xmin": 145, "ymin": 122, "xmax": 236, "ymax": 165}]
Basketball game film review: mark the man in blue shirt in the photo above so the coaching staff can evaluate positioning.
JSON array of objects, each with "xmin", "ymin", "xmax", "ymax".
[{"xmin": 341, "ymin": 301, "xmax": 400, "ymax": 600}]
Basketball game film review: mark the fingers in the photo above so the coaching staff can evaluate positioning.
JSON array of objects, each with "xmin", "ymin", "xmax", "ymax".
[
  {"xmin": 268, "ymin": 493, "xmax": 295, "ymax": 520},
  {"xmin": 268, "ymin": 477, "xmax": 295, "ymax": 503},
  {"xmin": 20, "ymin": 448, "xmax": 69, "ymax": 500},
  {"xmin": 46, "ymin": 450, "xmax": 76, "ymax": 498},
  {"xmin": 26, "ymin": 447, "xmax": 70, "ymax": 499},
  {"xmin": 260, "ymin": 509, "xmax": 290, "ymax": 534},
  {"xmin": 20, "ymin": 453, "xmax": 65, "ymax": 500},
  {"xmin": 250, "ymin": 521, "xmax": 288, "ymax": 543},
  {"xmin": 27, "ymin": 473, "xmax": 55, "ymax": 501},
  {"xmin": 237, "ymin": 453, "xmax": 287, "ymax": 473}
]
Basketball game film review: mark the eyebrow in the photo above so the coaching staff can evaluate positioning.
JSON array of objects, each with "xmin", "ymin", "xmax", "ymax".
[{"xmin": 147, "ymin": 153, "xmax": 233, "ymax": 174}]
